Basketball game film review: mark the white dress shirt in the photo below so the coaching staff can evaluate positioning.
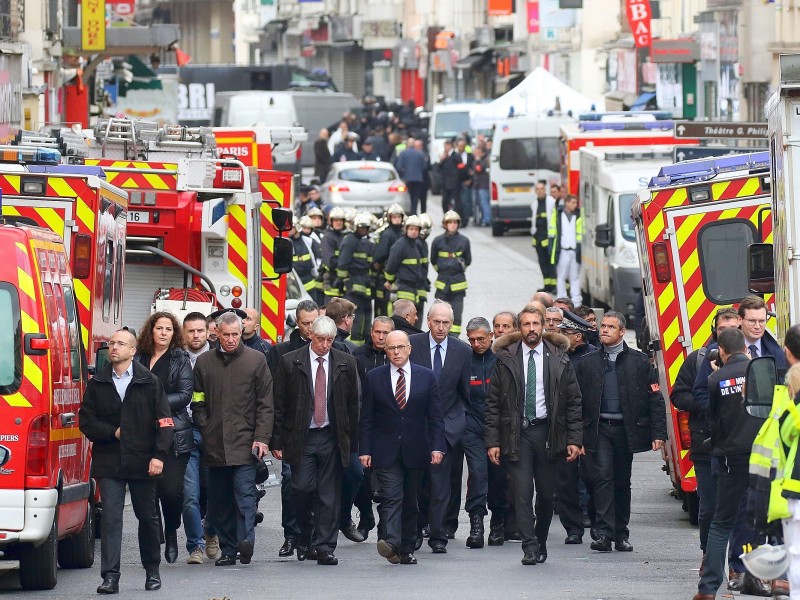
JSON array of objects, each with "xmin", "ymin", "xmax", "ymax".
[
  {"xmin": 560, "ymin": 211, "xmax": 578, "ymax": 250},
  {"xmin": 429, "ymin": 334, "xmax": 448, "ymax": 368},
  {"xmin": 390, "ymin": 362, "xmax": 411, "ymax": 405},
  {"xmin": 521, "ymin": 341, "xmax": 546, "ymax": 419},
  {"xmin": 309, "ymin": 346, "xmax": 330, "ymax": 428}
]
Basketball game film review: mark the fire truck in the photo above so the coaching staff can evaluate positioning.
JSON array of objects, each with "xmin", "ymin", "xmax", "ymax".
[
  {"xmin": 0, "ymin": 145, "xmax": 128, "ymax": 589},
  {"xmin": 560, "ymin": 112, "xmax": 696, "ymax": 197},
  {"xmin": 633, "ymin": 151, "xmax": 773, "ymax": 523},
  {"xmin": 18, "ymin": 119, "xmax": 303, "ymax": 340}
]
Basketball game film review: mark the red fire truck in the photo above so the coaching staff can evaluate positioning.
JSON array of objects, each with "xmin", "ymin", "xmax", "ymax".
[{"xmin": 633, "ymin": 152, "xmax": 773, "ymax": 522}]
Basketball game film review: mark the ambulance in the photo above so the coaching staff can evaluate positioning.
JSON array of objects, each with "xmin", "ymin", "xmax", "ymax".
[{"xmin": 633, "ymin": 152, "xmax": 773, "ymax": 523}]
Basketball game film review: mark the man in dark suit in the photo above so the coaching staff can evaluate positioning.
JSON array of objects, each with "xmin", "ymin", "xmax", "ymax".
[
  {"xmin": 360, "ymin": 330, "xmax": 446, "ymax": 564},
  {"xmin": 271, "ymin": 316, "xmax": 360, "ymax": 566},
  {"xmin": 409, "ymin": 300, "xmax": 471, "ymax": 553}
]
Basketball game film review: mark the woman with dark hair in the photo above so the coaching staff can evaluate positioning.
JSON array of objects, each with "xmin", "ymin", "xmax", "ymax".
[{"xmin": 136, "ymin": 311, "xmax": 194, "ymax": 564}]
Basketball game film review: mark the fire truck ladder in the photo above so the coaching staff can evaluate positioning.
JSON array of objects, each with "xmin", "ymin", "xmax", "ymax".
[{"xmin": 94, "ymin": 118, "xmax": 218, "ymax": 161}]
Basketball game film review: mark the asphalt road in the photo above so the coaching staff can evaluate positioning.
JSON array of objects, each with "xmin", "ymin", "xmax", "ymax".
[{"xmin": 0, "ymin": 194, "xmax": 766, "ymax": 599}]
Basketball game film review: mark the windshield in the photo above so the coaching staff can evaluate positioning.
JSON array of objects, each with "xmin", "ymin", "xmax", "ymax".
[
  {"xmin": 434, "ymin": 112, "xmax": 472, "ymax": 138},
  {"xmin": 0, "ymin": 283, "xmax": 21, "ymax": 393},
  {"xmin": 499, "ymin": 137, "xmax": 560, "ymax": 172},
  {"xmin": 338, "ymin": 168, "xmax": 395, "ymax": 183},
  {"xmin": 618, "ymin": 193, "xmax": 637, "ymax": 241}
]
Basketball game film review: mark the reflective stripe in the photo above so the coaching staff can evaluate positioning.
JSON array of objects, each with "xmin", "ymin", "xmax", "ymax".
[
  {"xmin": 450, "ymin": 281, "xmax": 468, "ymax": 291},
  {"xmin": 397, "ymin": 290, "xmax": 416, "ymax": 301},
  {"xmin": 385, "ymin": 272, "xmax": 396, "ymax": 282},
  {"xmin": 353, "ymin": 252, "xmax": 369, "ymax": 259},
  {"xmin": 401, "ymin": 258, "xmax": 420, "ymax": 265},
  {"xmin": 303, "ymin": 279, "xmax": 318, "ymax": 291},
  {"xmin": 293, "ymin": 254, "xmax": 311, "ymax": 262},
  {"xmin": 336, "ymin": 269, "xmax": 348, "ymax": 278},
  {"xmin": 784, "ymin": 479, "xmax": 800, "ymax": 493},
  {"xmin": 435, "ymin": 280, "xmax": 446, "ymax": 290},
  {"xmin": 450, "ymin": 324, "xmax": 462, "ymax": 334},
  {"xmin": 192, "ymin": 392, "xmax": 205, "ymax": 403},
  {"xmin": 437, "ymin": 251, "xmax": 463, "ymax": 258},
  {"xmin": 749, "ymin": 463, "xmax": 771, "ymax": 478},
  {"xmin": 351, "ymin": 284, "xmax": 372, "ymax": 296}
]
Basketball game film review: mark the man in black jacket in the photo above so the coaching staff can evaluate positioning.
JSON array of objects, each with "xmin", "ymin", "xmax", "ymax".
[
  {"xmin": 391, "ymin": 299, "xmax": 423, "ymax": 336},
  {"xmin": 79, "ymin": 328, "xmax": 173, "ymax": 594},
  {"xmin": 573, "ymin": 311, "xmax": 667, "ymax": 553},
  {"xmin": 439, "ymin": 139, "xmax": 462, "ymax": 213},
  {"xmin": 485, "ymin": 305, "xmax": 583, "ymax": 565}
]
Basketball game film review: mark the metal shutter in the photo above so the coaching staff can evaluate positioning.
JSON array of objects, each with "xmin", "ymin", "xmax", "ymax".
[{"xmin": 122, "ymin": 263, "xmax": 186, "ymax": 332}]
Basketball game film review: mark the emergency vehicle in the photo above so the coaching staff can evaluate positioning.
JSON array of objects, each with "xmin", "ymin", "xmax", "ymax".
[
  {"xmin": 560, "ymin": 112, "xmax": 696, "ymax": 197},
  {"xmin": 633, "ymin": 151, "xmax": 773, "ymax": 523},
  {"xmin": 0, "ymin": 149, "xmax": 109, "ymax": 589}
]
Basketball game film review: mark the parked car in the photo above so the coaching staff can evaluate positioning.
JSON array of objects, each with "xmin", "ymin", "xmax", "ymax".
[{"xmin": 321, "ymin": 161, "xmax": 411, "ymax": 215}]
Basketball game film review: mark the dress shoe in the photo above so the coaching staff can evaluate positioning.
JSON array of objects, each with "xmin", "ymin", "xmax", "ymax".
[
  {"xmin": 488, "ymin": 524, "xmax": 505, "ymax": 546},
  {"xmin": 316, "ymin": 551, "xmax": 338, "ymax": 565},
  {"xmin": 614, "ymin": 538, "xmax": 633, "ymax": 552},
  {"xmin": 296, "ymin": 546, "xmax": 318, "ymax": 562},
  {"xmin": 589, "ymin": 528, "xmax": 599, "ymax": 541},
  {"xmin": 691, "ymin": 594, "xmax": 715, "ymax": 600},
  {"xmin": 278, "ymin": 538, "xmax": 297, "ymax": 557},
  {"xmin": 97, "ymin": 576, "xmax": 120, "ymax": 594},
  {"xmin": 466, "ymin": 512, "xmax": 485, "ymax": 549},
  {"xmin": 215, "ymin": 555, "xmax": 237, "ymax": 566},
  {"xmin": 590, "ymin": 535, "xmax": 613, "ymax": 552},
  {"xmin": 565, "ymin": 534, "xmax": 582, "ymax": 545},
  {"xmin": 377, "ymin": 539, "xmax": 400, "ymax": 564},
  {"xmin": 430, "ymin": 541, "xmax": 447, "ymax": 554},
  {"xmin": 727, "ymin": 570, "xmax": 744, "ymax": 591},
  {"xmin": 399, "ymin": 553, "xmax": 417, "ymax": 565},
  {"xmin": 536, "ymin": 545, "xmax": 547, "ymax": 564},
  {"xmin": 446, "ymin": 525, "xmax": 457, "ymax": 539},
  {"xmin": 740, "ymin": 572, "xmax": 772, "ymax": 597},
  {"xmin": 164, "ymin": 529, "xmax": 179, "ymax": 564},
  {"xmin": 421, "ymin": 525, "xmax": 431, "ymax": 538},
  {"xmin": 521, "ymin": 551, "xmax": 538, "ymax": 565},
  {"xmin": 238, "ymin": 539, "xmax": 254, "ymax": 565},
  {"xmin": 340, "ymin": 523, "xmax": 366, "ymax": 543},
  {"xmin": 505, "ymin": 531, "xmax": 522, "ymax": 542},
  {"xmin": 144, "ymin": 569, "xmax": 161, "ymax": 591},
  {"xmin": 771, "ymin": 579, "xmax": 790, "ymax": 596}
]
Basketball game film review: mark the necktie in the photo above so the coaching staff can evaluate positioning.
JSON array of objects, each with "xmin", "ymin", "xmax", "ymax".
[
  {"xmin": 395, "ymin": 368, "xmax": 407, "ymax": 410},
  {"xmin": 433, "ymin": 344, "xmax": 443, "ymax": 380},
  {"xmin": 749, "ymin": 344, "xmax": 759, "ymax": 358},
  {"xmin": 525, "ymin": 349, "xmax": 537, "ymax": 421},
  {"xmin": 314, "ymin": 356, "xmax": 326, "ymax": 427}
]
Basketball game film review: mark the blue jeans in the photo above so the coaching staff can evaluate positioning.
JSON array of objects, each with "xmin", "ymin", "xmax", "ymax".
[
  {"xmin": 340, "ymin": 451, "xmax": 364, "ymax": 528},
  {"xmin": 182, "ymin": 428, "xmax": 207, "ymax": 552},
  {"xmin": 207, "ymin": 463, "xmax": 257, "ymax": 558},
  {"xmin": 475, "ymin": 188, "xmax": 490, "ymax": 225},
  {"xmin": 693, "ymin": 455, "xmax": 717, "ymax": 553}
]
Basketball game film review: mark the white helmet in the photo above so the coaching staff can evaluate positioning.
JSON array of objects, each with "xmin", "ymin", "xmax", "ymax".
[
  {"xmin": 740, "ymin": 544, "xmax": 789, "ymax": 580},
  {"xmin": 354, "ymin": 212, "xmax": 373, "ymax": 230}
]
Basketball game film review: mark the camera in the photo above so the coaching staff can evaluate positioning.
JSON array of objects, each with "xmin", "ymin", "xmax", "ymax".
[{"xmin": 707, "ymin": 348, "xmax": 720, "ymax": 368}]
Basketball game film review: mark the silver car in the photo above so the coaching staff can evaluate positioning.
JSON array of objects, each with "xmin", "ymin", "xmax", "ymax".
[{"xmin": 321, "ymin": 161, "xmax": 411, "ymax": 215}]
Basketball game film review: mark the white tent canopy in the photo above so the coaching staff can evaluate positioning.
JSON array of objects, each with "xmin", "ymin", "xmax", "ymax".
[{"xmin": 470, "ymin": 67, "xmax": 600, "ymax": 130}]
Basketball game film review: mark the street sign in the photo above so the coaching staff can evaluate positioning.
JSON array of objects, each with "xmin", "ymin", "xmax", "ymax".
[
  {"xmin": 674, "ymin": 121, "xmax": 768, "ymax": 140},
  {"xmin": 673, "ymin": 146, "xmax": 762, "ymax": 163}
]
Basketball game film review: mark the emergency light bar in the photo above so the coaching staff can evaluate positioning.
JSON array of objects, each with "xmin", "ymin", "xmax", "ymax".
[
  {"xmin": 578, "ymin": 121, "xmax": 675, "ymax": 132},
  {"xmin": 603, "ymin": 150, "xmax": 675, "ymax": 162},
  {"xmin": 649, "ymin": 151, "xmax": 770, "ymax": 187},
  {"xmin": 578, "ymin": 111, "xmax": 673, "ymax": 122},
  {"xmin": 0, "ymin": 145, "xmax": 61, "ymax": 165}
]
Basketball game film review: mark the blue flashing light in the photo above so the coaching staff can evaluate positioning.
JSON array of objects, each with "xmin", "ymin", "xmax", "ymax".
[
  {"xmin": 649, "ymin": 151, "xmax": 770, "ymax": 188},
  {"xmin": 578, "ymin": 120, "xmax": 675, "ymax": 132},
  {"xmin": 578, "ymin": 111, "xmax": 673, "ymax": 121},
  {"xmin": 26, "ymin": 165, "xmax": 107, "ymax": 179},
  {"xmin": 0, "ymin": 145, "xmax": 61, "ymax": 166}
]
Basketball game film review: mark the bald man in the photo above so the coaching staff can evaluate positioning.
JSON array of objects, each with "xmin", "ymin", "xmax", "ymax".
[{"xmin": 242, "ymin": 307, "xmax": 271, "ymax": 358}]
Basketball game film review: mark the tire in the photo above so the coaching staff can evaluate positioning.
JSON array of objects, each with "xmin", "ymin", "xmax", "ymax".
[
  {"xmin": 19, "ymin": 515, "xmax": 58, "ymax": 590},
  {"xmin": 58, "ymin": 501, "xmax": 95, "ymax": 569},
  {"xmin": 491, "ymin": 222, "xmax": 504, "ymax": 237},
  {"xmin": 686, "ymin": 491, "xmax": 700, "ymax": 526}
]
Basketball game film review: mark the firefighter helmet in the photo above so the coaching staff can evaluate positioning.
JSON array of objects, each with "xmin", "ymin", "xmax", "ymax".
[
  {"xmin": 345, "ymin": 131, "xmax": 360, "ymax": 142},
  {"xmin": 306, "ymin": 207, "xmax": 324, "ymax": 219},
  {"xmin": 740, "ymin": 544, "xmax": 789, "ymax": 581},
  {"xmin": 354, "ymin": 212, "xmax": 373, "ymax": 229},
  {"xmin": 344, "ymin": 207, "xmax": 358, "ymax": 226},
  {"xmin": 404, "ymin": 215, "xmax": 423, "ymax": 231},
  {"xmin": 442, "ymin": 210, "xmax": 461, "ymax": 224},
  {"xmin": 419, "ymin": 213, "xmax": 433, "ymax": 238},
  {"xmin": 328, "ymin": 207, "xmax": 346, "ymax": 221},
  {"xmin": 386, "ymin": 203, "xmax": 406, "ymax": 217},
  {"xmin": 298, "ymin": 215, "xmax": 314, "ymax": 229}
]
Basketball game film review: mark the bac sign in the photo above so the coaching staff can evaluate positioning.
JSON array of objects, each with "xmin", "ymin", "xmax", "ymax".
[
  {"xmin": 81, "ymin": 0, "xmax": 107, "ymax": 51},
  {"xmin": 626, "ymin": 0, "xmax": 652, "ymax": 49}
]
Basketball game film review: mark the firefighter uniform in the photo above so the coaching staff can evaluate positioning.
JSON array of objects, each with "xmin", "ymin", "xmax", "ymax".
[
  {"xmin": 431, "ymin": 211, "xmax": 471, "ymax": 335},
  {"xmin": 531, "ymin": 194, "xmax": 557, "ymax": 293},
  {"xmin": 548, "ymin": 204, "xmax": 583, "ymax": 306},
  {"xmin": 291, "ymin": 232, "xmax": 318, "ymax": 296},
  {"xmin": 372, "ymin": 205, "xmax": 406, "ymax": 317},
  {"xmin": 385, "ymin": 216, "xmax": 426, "ymax": 306},
  {"xmin": 320, "ymin": 208, "xmax": 347, "ymax": 298},
  {"xmin": 299, "ymin": 215, "xmax": 324, "ymax": 305},
  {"xmin": 416, "ymin": 213, "xmax": 433, "ymax": 322},
  {"xmin": 337, "ymin": 214, "xmax": 375, "ymax": 344}
]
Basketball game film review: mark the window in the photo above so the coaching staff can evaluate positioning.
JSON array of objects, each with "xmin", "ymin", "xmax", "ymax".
[
  {"xmin": 114, "ymin": 241, "xmax": 124, "ymax": 323},
  {"xmin": 62, "ymin": 285, "xmax": 82, "ymax": 381},
  {"xmin": 52, "ymin": 284, "xmax": 71, "ymax": 377},
  {"xmin": 698, "ymin": 219, "xmax": 756, "ymax": 304},
  {"xmin": 102, "ymin": 240, "xmax": 113, "ymax": 322},
  {"xmin": 499, "ymin": 137, "xmax": 560, "ymax": 172},
  {"xmin": 434, "ymin": 112, "xmax": 471, "ymax": 138},
  {"xmin": 0, "ymin": 284, "xmax": 21, "ymax": 393},
  {"xmin": 42, "ymin": 282, "xmax": 62, "ymax": 382},
  {"xmin": 338, "ymin": 168, "xmax": 396, "ymax": 183},
  {"xmin": 618, "ymin": 194, "xmax": 637, "ymax": 241}
]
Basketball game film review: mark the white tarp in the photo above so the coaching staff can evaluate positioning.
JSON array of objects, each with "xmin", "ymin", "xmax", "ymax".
[{"xmin": 470, "ymin": 67, "xmax": 601, "ymax": 130}]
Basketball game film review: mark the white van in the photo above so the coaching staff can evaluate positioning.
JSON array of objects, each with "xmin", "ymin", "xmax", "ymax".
[
  {"xmin": 489, "ymin": 114, "xmax": 575, "ymax": 236},
  {"xmin": 579, "ymin": 145, "xmax": 674, "ymax": 315},
  {"xmin": 428, "ymin": 101, "xmax": 485, "ymax": 193},
  {"xmin": 214, "ymin": 90, "xmax": 361, "ymax": 172}
]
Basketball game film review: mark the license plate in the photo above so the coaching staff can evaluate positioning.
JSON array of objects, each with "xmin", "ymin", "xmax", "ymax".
[
  {"xmin": 128, "ymin": 210, "xmax": 150, "ymax": 224},
  {"xmin": 506, "ymin": 186, "xmax": 531, "ymax": 193}
]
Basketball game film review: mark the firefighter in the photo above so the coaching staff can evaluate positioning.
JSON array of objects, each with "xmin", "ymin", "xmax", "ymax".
[
  {"xmin": 416, "ymin": 213, "xmax": 433, "ymax": 324},
  {"xmin": 372, "ymin": 204, "xmax": 406, "ymax": 317},
  {"xmin": 332, "ymin": 132, "xmax": 361, "ymax": 162},
  {"xmin": 337, "ymin": 212, "xmax": 376, "ymax": 344},
  {"xmin": 384, "ymin": 215, "xmax": 426, "ymax": 312},
  {"xmin": 548, "ymin": 193, "xmax": 583, "ymax": 307},
  {"xmin": 290, "ymin": 216, "xmax": 321, "ymax": 301},
  {"xmin": 530, "ymin": 181, "xmax": 557, "ymax": 293},
  {"xmin": 306, "ymin": 207, "xmax": 326, "ymax": 237},
  {"xmin": 320, "ymin": 206, "xmax": 347, "ymax": 298},
  {"xmin": 430, "ymin": 210, "xmax": 472, "ymax": 336}
]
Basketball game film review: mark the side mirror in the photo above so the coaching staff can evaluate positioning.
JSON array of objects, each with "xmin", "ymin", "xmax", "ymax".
[
  {"xmin": 744, "ymin": 356, "xmax": 777, "ymax": 418},
  {"xmin": 595, "ymin": 223, "xmax": 613, "ymax": 248},
  {"xmin": 749, "ymin": 243, "xmax": 775, "ymax": 294},
  {"xmin": 94, "ymin": 346, "xmax": 110, "ymax": 377},
  {"xmin": 272, "ymin": 237, "xmax": 293, "ymax": 275},
  {"xmin": 272, "ymin": 207, "xmax": 294, "ymax": 233}
]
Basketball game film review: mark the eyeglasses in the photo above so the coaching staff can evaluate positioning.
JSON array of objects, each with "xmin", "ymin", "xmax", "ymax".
[
  {"xmin": 107, "ymin": 341, "xmax": 131, "ymax": 348},
  {"xmin": 743, "ymin": 319, "xmax": 767, "ymax": 326},
  {"xmin": 386, "ymin": 345, "xmax": 410, "ymax": 352}
]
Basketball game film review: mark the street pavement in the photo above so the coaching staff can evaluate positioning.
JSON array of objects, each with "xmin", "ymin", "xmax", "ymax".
[{"xmin": 0, "ymin": 194, "xmax": 767, "ymax": 598}]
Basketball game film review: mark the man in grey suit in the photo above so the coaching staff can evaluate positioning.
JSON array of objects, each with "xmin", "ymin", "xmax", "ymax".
[{"xmin": 409, "ymin": 300, "xmax": 471, "ymax": 553}]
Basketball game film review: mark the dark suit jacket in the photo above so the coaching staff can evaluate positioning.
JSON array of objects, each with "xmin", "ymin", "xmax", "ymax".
[
  {"xmin": 271, "ymin": 345, "xmax": 360, "ymax": 467},
  {"xmin": 409, "ymin": 333, "xmax": 470, "ymax": 448},
  {"xmin": 359, "ymin": 363, "xmax": 446, "ymax": 469}
]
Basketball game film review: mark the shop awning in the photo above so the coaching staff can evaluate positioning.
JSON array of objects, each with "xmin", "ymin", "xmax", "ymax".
[
  {"xmin": 630, "ymin": 92, "xmax": 657, "ymax": 111},
  {"xmin": 455, "ymin": 47, "xmax": 493, "ymax": 70}
]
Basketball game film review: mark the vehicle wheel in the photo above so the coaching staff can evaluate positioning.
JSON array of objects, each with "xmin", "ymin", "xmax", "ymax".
[
  {"xmin": 491, "ymin": 222, "xmax": 504, "ymax": 237},
  {"xmin": 58, "ymin": 501, "xmax": 95, "ymax": 569},
  {"xmin": 19, "ymin": 515, "xmax": 58, "ymax": 590},
  {"xmin": 686, "ymin": 491, "xmax": 700, "ymax": 526}
]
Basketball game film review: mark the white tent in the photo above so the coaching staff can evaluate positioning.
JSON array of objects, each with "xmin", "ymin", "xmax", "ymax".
[{"xmin": 470, "ymin": 68, "xmax": 601, "ymax": 130}]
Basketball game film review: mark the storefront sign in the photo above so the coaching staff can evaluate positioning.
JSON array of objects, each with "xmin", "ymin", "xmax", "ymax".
[
  {"xmin": 527, "ymin": 2, "xmax": 540, "ymax": 34},
  {"xmin": 651, "ymin": 39, "xmax": 700, "ymax": 63},
  {"xmin": 81, "ymin": 0, "xmax": 106, "ymax": 51},
  {"xmin": 626, "ymin": 0, "xmax": 652, "ymax": 48},
  {"xmin": 488, "ymin": 0, "xmax": 513, "ymax": 16}
]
